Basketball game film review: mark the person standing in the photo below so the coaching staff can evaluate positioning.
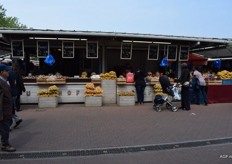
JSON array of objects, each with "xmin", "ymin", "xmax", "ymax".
[
  {"xmin": 7, "ymin": 65, "xmax": 23, "ymax": 129},
  {"xmin": 178, "ymin": 63, "xmax": 191, "ymax": 110},
  {"xmin": 12, "ymin": 63, "xmax": 26, "ymax": 111},
  {"xmin": 0, "ymin": 64, "xmax": 16, "ymax": 152},
  {"xmin": 193, "ymin": 66, "xmax": 208, "ymax": 105},
  {"xmin": 134, "ymin": 69, "xmax": 146, "ymax": 104}
]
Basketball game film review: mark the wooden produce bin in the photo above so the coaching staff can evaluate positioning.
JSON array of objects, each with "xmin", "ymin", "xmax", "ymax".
[
  {"xmin": 85, "ymin": 96, "xmax": 103, "ymax": 107},
  {"xmin": 38, "ymin": 97, "xmax": 58, "ymax": 108},
  {"xmin": 101, "ymin": 80, "xmax": 117, "ymax": 104},
  {"xmin": 117, "ymin": 96, "xmax": 135, "ymax": 106}
]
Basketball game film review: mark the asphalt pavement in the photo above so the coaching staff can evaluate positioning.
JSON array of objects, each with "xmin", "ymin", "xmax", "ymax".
[{"xmin": 1, "ymin": 102, "xmax": 232, "ymax": 164}]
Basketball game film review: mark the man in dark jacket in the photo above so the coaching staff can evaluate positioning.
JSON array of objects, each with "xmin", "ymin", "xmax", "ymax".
[
  {"xmin": 7, "ymin": 65, "xmax": 23, "ymax": 129},
  {"xmin": 178, "ymin": 63, "xmax": 191, "ymax": 110},
  {"xmin": 12, "ymin": 63, "xmax": 26, "ymax": 111},
  {"xmin": 0, "ymin": 64, "xmax": 16, "ymax": 152},
  {"xmin": 134, "ymin": 69, "xmax": 146, "ymax": 104}
]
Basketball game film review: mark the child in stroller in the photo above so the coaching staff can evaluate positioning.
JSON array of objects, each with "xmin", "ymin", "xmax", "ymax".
[{"xmin": 153, "ymin": 74, "xmax": 179, "ymax": 112}]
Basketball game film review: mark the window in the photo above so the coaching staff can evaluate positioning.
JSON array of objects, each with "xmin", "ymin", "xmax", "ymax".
[
  {"xmin": 11, "ymin": 40, "xmax": 24, "ymax": 58},
  {"xmin": 37, "ymin": 41, "xmax": 49, "ymax": 58},
  {"xmin": 167, "ymin": 45, "xmax": 177, "ymax": 61},
  {"xmin": 179, "ymin": 46, "xmax": 189, "ymax": 61},
  {"xmin": 86, "ymin": 41, "xmax": 98, "ymax": 59},
  {"xmin": 62, "ymin": 41, "xmax": 74, "ymax": 58},
  {"xmin": 121, "ymin": 43, "xmax": 132, "ymax": 59},
  {"xmin": 148, "ymin": 44, "xmax": 159, "ymax": 60}
]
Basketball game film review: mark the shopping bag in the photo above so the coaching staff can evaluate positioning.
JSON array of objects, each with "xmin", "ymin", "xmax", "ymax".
[
  {"xmin": 44, "ymin": 54, "xmax": 55, "ymax": 66},
  {"xmin": 126, "ymin": 73, "xmax": 134, "ymax": 83},
  {"xmin": 173, "ymin": 87, "xmax": 181, "ymax": 100}
]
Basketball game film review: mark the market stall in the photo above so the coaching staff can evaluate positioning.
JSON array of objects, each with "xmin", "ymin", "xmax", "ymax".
[
  {"xmin": 1, "ymin": 28, "xmax": 231, "ymax": 105},
  {"xmin": 21, "ymin": 76, "xmax": 155, "ymax": 104},
  {"xmin": 21, "ymin": 75, "xmax": 92, "ymax": 104}
]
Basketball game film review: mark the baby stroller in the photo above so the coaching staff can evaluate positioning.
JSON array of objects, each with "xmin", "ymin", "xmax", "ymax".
[{"xmin": 153, "ymin": 75, "xmax": 180, "ymax": 112}]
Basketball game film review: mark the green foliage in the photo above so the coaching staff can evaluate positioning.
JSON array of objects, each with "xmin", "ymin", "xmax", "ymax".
[
  {"xmin": 0, "ymin": 4, "xmax": 27, "ymax": 28},
  {"xmin": 229, "ymin": 38, "xmax": 232, "ymax": 46}
]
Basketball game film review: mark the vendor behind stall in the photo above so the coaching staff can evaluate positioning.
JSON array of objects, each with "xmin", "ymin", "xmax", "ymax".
[{"xmin": 146, "ymin": 71, "xmax": 153, "ymax": 82}]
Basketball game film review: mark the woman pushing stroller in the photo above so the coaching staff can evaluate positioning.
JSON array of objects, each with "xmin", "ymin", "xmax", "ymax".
[{"xmin": 175, "ymin": 63, "xmax": 191, "ymax": 111}]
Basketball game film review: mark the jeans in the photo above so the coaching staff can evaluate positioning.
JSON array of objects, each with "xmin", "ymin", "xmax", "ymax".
[
  {"xmin": 196, "ymin": 86, "xmax": 208, "ymax": 105},
  {"xmin": 135, "ymin": 85, "xmax": 146, "ymax": 104},
  {"xmin": 0, "ymin": 119, "xmax": 13, "ymax": 146},
  {"xmin": 13, "ymin": 95, "xmax": 21, "ymax": 111}
]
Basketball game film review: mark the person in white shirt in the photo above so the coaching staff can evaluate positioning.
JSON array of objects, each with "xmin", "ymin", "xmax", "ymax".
[{"xmin": 193, "ymin": 66, "xmax": 208, "ymax": 105}]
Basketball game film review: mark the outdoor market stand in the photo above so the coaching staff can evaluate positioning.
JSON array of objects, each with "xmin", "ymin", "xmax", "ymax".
[
  {"xmin": 21, "ymin": 78, "xmax": 232, "ymax": 104},
  {"xmin": 21, "ymin": 78, "xmax": 155, "ymax": 104},
  {"xmin": 1, "ymin": 28, "xmax": 232, "ymax": 104}
]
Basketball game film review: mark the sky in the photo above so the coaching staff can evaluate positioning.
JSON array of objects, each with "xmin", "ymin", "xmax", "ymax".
[{"xmin": 1, "ymin": 0, "xmax": 232, "ymax": 38}]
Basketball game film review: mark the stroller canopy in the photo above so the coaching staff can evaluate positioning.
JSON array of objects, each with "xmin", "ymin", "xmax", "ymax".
[{"xmin": 159, "ymin": 75, "xmax": 174, "ymax": 96}]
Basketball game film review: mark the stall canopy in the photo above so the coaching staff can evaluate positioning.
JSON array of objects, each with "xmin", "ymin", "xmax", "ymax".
[
  {"xmin": 188, "ymin": 53, "xmax": 208, "ymax": 65},
  {"xmin": 193, "ymin": 47, "xmax": 232, "ymax": 59}
]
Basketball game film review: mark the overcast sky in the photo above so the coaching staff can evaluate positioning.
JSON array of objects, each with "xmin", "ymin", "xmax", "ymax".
[{"xmin": 1, "ymin": 0, "xmax": 232, "ymax": 38}]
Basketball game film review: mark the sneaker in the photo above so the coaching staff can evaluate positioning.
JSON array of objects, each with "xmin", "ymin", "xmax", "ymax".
[
  {"xmin": 1, "ymin": 145, "xmax": 16, "ymax": 152},
  {"xmin": 14, "ymin": 119, "xmax": 23, "ymax": 129}
]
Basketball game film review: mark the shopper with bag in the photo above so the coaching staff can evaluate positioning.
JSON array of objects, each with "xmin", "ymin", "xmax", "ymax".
[{"xmin": 177, "ymin": 63, "xmax": 191, "ymax": 110}]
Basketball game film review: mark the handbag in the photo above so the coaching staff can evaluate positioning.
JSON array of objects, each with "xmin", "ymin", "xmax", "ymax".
[{"xmin": 183, "ymin": 81, "xmax": 190, "ymax": 87}]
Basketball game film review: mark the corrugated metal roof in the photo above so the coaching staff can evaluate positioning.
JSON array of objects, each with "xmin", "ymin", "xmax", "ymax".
[{"xmin": 0, "ymin": 28, "xmax": 231, "ymax": 44}]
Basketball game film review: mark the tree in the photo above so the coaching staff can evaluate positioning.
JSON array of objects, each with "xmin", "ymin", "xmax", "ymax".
[{"xmin": 0, "ymin": 4, "xmax": 27, "ymax": 28}]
